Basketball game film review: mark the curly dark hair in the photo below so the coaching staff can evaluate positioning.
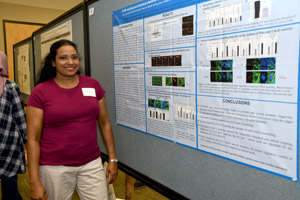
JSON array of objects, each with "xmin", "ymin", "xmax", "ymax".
[{"xmin": 37, "ymin": 39, "xmax": 80, "ymax": 84}]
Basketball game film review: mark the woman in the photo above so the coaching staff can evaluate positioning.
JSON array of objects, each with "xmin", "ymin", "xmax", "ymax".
[
  {"xmin": 0, "ymin": 51, "xmax": 27, "ymax": 200},
  {"xmin": 26, "ymin": 40, "xmax": 118, "ymax": 200}
]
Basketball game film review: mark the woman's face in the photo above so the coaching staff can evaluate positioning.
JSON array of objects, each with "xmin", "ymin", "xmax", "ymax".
[{"xmin": 51, "ymin": 45, "xmax": 79, "ymax": 78}]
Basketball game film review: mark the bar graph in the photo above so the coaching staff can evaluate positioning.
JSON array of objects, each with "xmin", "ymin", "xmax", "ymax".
[
  {"xmin": 206, "ymin": 2, "xmax": 243, "ymax": 30},
  {"xmin": 207, "ymin": 34, "xmax": 278, "ymax": 59},
  {"xmin": 175, "ymin": 103, "xmax": 195, "ymax": 120}
]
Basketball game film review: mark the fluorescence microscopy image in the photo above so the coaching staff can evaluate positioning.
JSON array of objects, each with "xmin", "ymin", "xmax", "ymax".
[
  {"xmin": 154, "ymin": 100, "xmax": 162, "ymax": 108},
  {"xmin": 172, "ymin": 77, "xmax": 178, "ymax": 86},
  {"xmin": 211, "ymin": 60, "xmax": 233, "ymax": 71},
  {"xmin": 246, "ymin": 57, "xmax": 276, "ymax": 84},
  {"xmin": 211, "ymin": 60, "xmax": 222, "ymax": 71},
  {"xmin": 182, "ymin": 15, "xmax": 194, "ymax": 36},
  {"xmin": 252, "ymin": 72, "xmax": 261, "ymax": 83},
  {"xmin": 148, "ymin": 99, "xmax": 155, "ymax": 107},
  {"xmin": 157, "ymin": 56, "xmax": 163, "ymax": 66},
  {"xmin": 247, "ymin": 72, "xmax": 264, "ymax": 83},
  {"xmin": 178, "ymin": 77, "xmax": 185, "ymax": 87},
  {"xmin": 223, "ymin": 72, "xmax": 233, "ymax": 82},
  {"xmin": 211, "ymin": 72, "xmax": 232, "ymax": 82},
  {"xmin": 166, "ymin": 76, "xmax": 186, "ymax": 87},
  {"xmin": 175, "ymin": 55, "xmax": 182, "ymax": 66},
  {"xmin": 163, "ymin": 56, "xmax": 169, "ymax": 66},
  {"xmin": 222, "ymin": 60, "xmax": 233, "ymax": 70},
  {"xmin": 211, "ymin": 72, "xmax": 222, "ymax": 82},
  {"xmin": 151, "ymin": 57, "xmax": 157, "ymax": 66},
  {"xmin": 262, "ymin": 57, "xmax": 276, "ymax": 70},
  {"xmin": 247, "ymin": 72, "xmax": 275, "ymax": 84},
  {"xmin": 260, "ymin": 72, "xmax": 268, "ymax": 83},
  {"xmin": 152, "ymin": 76, "xmax": 162, "ymax": 86},
  {"xmin": 267, "ymin": 71, "xmax": 275, "ymax": 84},
  {"xmin": 151, "ymin": 55, "xmax": 182, "ymax": 67},
  {"xmin": 166, "ymin": 77, "xmax": 172, "ymax": 86},
  {"xmin": 183, "ymin": 15, "xmax": 193, "ymax": 22},
  {"xmin": 247, "ymin": 57, "xmax": 276, "ymax": 70},
  {"xmin": 162, "ymin": 101, "xmax": 169, "ymax": 110},
  {"xmin": 247, "ymin": 58, "xmax": 260, "ymax": 70},
  {"xmin": 169, "ymin": 56, "xmax": 175, "ymax": 66},
  {"xmin": 246, "ymin": 72, "xmax": 252, "ymax": 83}
]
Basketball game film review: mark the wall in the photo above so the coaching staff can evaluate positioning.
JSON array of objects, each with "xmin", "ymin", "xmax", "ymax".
[
  {"xmin": 0, "ymin": 2, "xmax": 66, "ymax": 53},
  {"xmin": 0, "ymin": 2, "xmax": 67, "ymax": 80}
]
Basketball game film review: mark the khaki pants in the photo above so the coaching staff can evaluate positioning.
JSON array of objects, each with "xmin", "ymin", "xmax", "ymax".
[{"xmin": 39, "ymin": 157, "xmax": 108, "ymax": 200}]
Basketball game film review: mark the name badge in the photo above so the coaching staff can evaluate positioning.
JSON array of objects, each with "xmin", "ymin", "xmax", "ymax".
[{"xmin": 82, "ymin": 88, "xmax": 96, "ymax": 97}]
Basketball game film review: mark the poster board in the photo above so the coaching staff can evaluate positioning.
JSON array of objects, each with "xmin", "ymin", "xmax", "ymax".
[
  {"xmin": 87, "ymin": 0, "xmax": 300, "ymax": 199},
  {"xmin": 3, "ymin": 21, "xmax": 43, "ymax": 81},
  {"xmin": 13, "ymin": 37, "xmax": 34, "ymax": 103},
  {"xmin": 32, "ymin": 3, "xmax": 85, "ymax": 83}
]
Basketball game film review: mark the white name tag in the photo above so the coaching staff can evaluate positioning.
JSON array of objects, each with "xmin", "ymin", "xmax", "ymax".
[{"xmin": 82, "ymin": 88, "xmax": 96, "ymax": 97}]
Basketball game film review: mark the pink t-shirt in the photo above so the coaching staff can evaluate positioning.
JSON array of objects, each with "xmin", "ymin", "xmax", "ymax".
[{"xmin": 27, "ymin": 75, "xmax": 105, "ymax": 166}]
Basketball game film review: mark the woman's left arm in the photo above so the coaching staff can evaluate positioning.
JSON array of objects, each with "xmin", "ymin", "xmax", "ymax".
[{"xmin": 98, "ymin": 96, "xmax": 118, "ymax": 184}]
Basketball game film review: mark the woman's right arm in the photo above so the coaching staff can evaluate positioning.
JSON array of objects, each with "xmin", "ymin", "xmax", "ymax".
[{"xmin": 26, "ymin": 105, "xmax": 48, "ymax": 200}]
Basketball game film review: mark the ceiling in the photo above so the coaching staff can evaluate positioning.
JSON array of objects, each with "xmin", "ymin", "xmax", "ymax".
[{"xmin": 0, "ymin": 0, "xmax": 83, "ymax": 10}]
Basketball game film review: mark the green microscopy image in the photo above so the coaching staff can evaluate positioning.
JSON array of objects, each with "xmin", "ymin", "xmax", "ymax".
[
  {"xmin": 166, "ymin": 77, "xmax": 172, "ymax": 86},
  {"xmin": 154, "ymin": 100, "xmax": 162, "ymax": 108},
  {"xmin": 211, "ymin": 72, "xmax": 220, "ymax": 82},
  {"xmin": 252, "ymin": 72, "xmax": 261, "ymax": 83},
  {"xmin": 148, "ymin": 99, "xmax": 155, "ymax": 107},
  {"xmin": 225, "ymin": 72, "xmax": 233, "ymax": 82},
  {"xmin": 178, "ymin": 77, "xmax": 185, "ymax": 87},
  {"xmin": 162, "ymin": 101, "xmax": 169, "ymax": 110},
  {"xmin": 267, "ymin": 71, "xmax": 275, "ymax": 84},
  {"xmin": 211, "ymin": 60, "xmax": 223, "ymax": 71},
  {"xmin": 211, "ymin": 60, "xmax": 233, "ymax": 71},
  {"xmin": 215, "ymin": 72, "xmax": 222, "ymax": 82},
  {"xmin": 152, "ymin": 76, "xmax": 162, "ymax": 86},
  {"xmin": 252, "ymin": 59, "xmax": 260, "ymax": 70}
]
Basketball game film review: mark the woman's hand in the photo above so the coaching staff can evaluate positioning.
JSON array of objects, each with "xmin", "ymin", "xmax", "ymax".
[
  {"xmin": 106, "ymin": 162, "xmax": 118, "ymax": 184},
  {"xmin": 30, "ymin": 182, "xmax": 48, "ymax": 200}
]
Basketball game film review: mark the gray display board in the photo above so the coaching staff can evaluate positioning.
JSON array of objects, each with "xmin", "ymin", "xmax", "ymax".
[
  {"xmin": 32, "ymin": 5, "xmax": 85, "ymax": 83},
  {"xmin": 13, "ymin": 37, "xmax": 34, "ymax": 103},
  {"xmin": 88, "ymin": 0, "xmax": 300, "ymax": 199}
]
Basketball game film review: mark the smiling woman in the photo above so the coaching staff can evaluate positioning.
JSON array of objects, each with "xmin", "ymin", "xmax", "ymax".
[
  {"xmin": 51, "ymin": 45, "xmax": 80, "ymax": 87},
  {"xmin": 37, "ymin": 40, "xmax": 81, "ymax": 85},
  {"xmin": 26, "ymin": 39, "xmax": 118, "ymax": 200}
]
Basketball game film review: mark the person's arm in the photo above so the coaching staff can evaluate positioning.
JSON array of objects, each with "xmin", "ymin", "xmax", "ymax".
[
  {"xmin": 98, "ymin": 97, "xmax": 118, "ymax": 184},
  {"xmin": 26, "ymin": 105, "xmax": 48, "ymax": 200},
  {"xmin": 12, "ymin": 84, "xmax": 27, "ymax": 144}
]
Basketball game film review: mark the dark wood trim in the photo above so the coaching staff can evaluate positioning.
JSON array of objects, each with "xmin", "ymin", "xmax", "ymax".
[
  {"xmin": 83, "ymin": 0, "xmax": 91, "ymax": 76},
  {"xmin": 32, "ymin": 3, "xmax": 83, "ymax": 36},
  {"xmin": 2, "ymin": 20, "xmax": 45, "ymax": 54},
  {"xmin": 85, "ymin": 0, "xmax": 98, "ymax": 5}
]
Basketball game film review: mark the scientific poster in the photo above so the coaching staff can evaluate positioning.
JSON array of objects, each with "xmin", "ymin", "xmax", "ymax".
[
  {"xmin": 112, "ymin": 0, "xmax": 300, "ymax": 181},
  {"xmin": 41, "ymin": 20, "xmax": 72, "ymax": 60},
  {"xmin": 17, "ymin": 44, "xmax": 30, "ymax": 95}
]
